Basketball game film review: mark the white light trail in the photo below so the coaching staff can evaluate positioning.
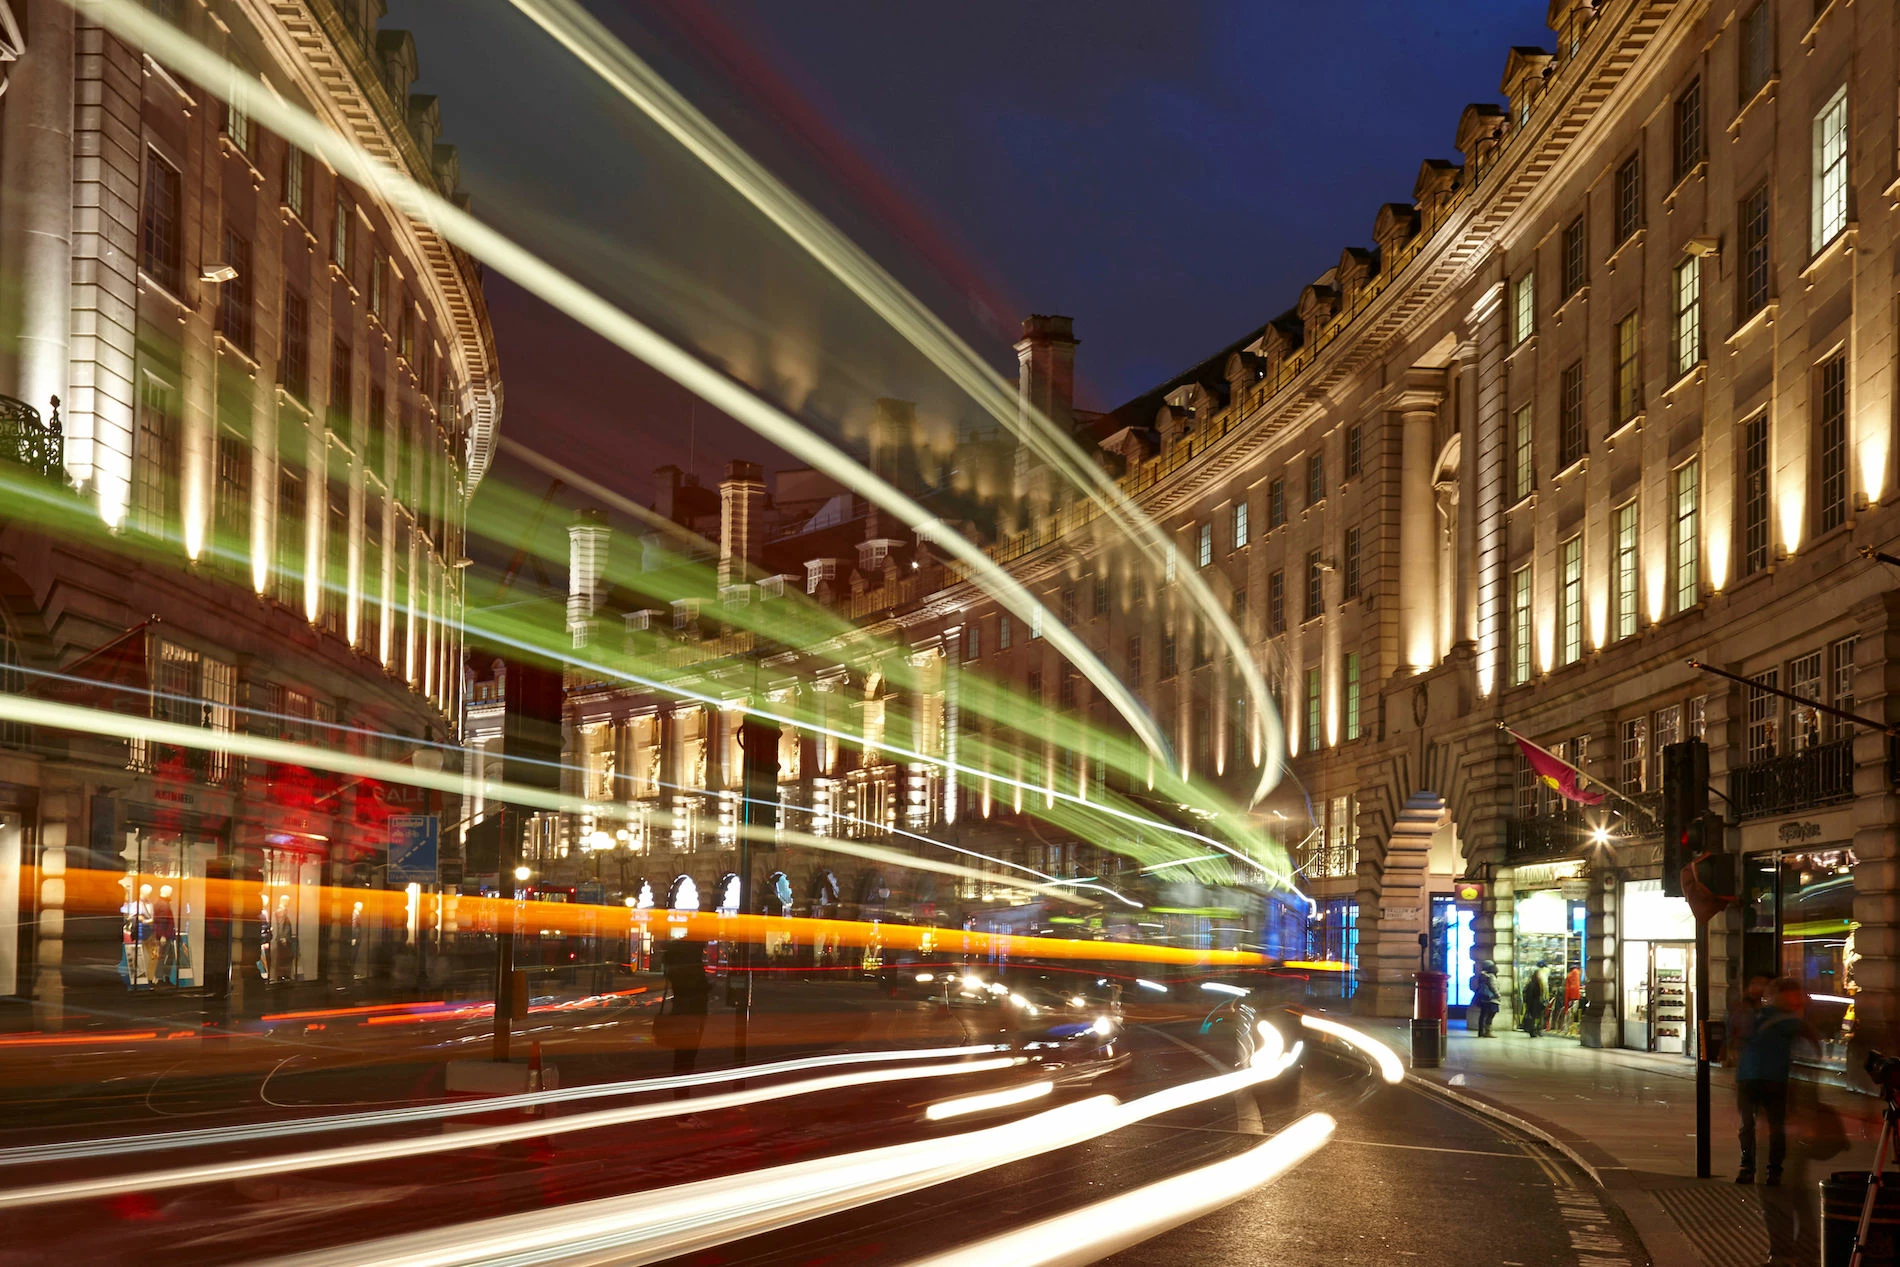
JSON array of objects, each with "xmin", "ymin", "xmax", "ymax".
[
  {"xmin": 1300, "ymin": 1014, "xmax": 1405, "ymax": 1084},
  {"xmin": 1200, "ymin": 982, "xmax": 1248, "ymax": 997},
  {"xmin": 924, "ymin": 1080, "xmax": 1054, "ymax": 1122},
  {"xmin": 507, "ymin": 0, "xmax": 1285, "ymax": 805},
  {"xmin": 1135, "ymin": 978, "xmax": 1168, "ymax": 994},
  {"xmin": 0, "ymin": 1056, "xmax": 1019, "ymax": 1211},
  {"xmin": 0, "ymin": 1044, "xmax": 1007, "ymax": 1168},
  {"xmin": 252, "ymin": 1041, "xmax": 1320, "ymax": 1267},
  {"xmin": 900, "ymin": 1112, "xmax": 1337, "ymax": 1267},
  {"xmin": 71, "ymin": 0, "xmax": 1177, "ymax": 781}
]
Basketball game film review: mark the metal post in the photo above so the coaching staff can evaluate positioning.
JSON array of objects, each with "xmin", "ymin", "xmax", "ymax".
[
  {"xmin": 1695, "ymin": 912, "xmax": 1711, "ymax": 1178},
  {"xmin": 493, "ymin": 807, "xmax": 516, "ymax": 1063}
]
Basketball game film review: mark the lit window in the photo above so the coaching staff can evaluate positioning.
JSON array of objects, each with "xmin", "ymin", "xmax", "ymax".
[
  {"xmin": 1812, "ymin": 86, "xmax": 1848, "ymax": 254},
  {"xmin": 1741, "ymin": 412, "xmax": 1770, "ymax": 576},
  {"xmin": 1614, "ymin": 313, "xmax": 1641, "ymax": 425},
  {"xmin": 1510, "ymin": 565, "xmax": 1533, "ymax": 685},
  {"xmin": 1197, "ymin": 522, "xmax": 1213, "ymax": 568},
  {"xmin": 1305, "ymin": 667, "xmax": 1321, "ymax": 748},
  {"xmin": 1673, "ymin": 458, "xmax": 1700, "ymax": 612},
  {"xmin": 1559, "ymin": 536, "xmax": 1582, "ymax": 665},
  {"xmin": 1613, "ymin": 500, "xmax": 1638, "ymax": 640},
  {"xmin": 1344, "ymin": 652, "xmax": 1362, "ymax": 741},
  {"xmin": 1672, "ymin": 256, "xmax": 1701, "ymax": 378},
  {"xmin": 1815, "ymin": 354, "xmax": 1847, "ymax": 536},
  {"xmin": 1512, "ymin": 271, "xmax": 1535, "ymax": 346},
  {"xmin": 1232, "ymin": 499, "xmax": 1249, "ymax": 549}
]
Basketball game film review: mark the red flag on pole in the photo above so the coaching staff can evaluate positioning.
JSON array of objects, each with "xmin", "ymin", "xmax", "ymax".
[{"xmin": 1505, "ymin": 727, "xmax": 1605, "ymax": 805}]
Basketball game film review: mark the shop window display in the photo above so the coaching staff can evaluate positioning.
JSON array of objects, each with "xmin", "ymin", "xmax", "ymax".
[
  {"xmin": 1513, "ymin": 886, "xmax": 1587, "ymax": 1036},
  {"xmin": 260, "ymin": 845, "xmax": 323, "ymax": 983},
  {"xmin": 118, "ymin": 829, "xmax": 215, "ymax": 989},
  {"xmin": 1744, "ymin": 847, "xmax": 1858, "ymax": 1071},
  {"xmin": 1620, "ymin": 878, "xmax": 1697, "ymax": 1055}
]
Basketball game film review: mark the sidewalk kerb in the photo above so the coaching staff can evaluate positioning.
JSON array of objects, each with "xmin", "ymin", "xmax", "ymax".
[{"xmin": 1403, "ymin": 1070, "xmax": 1615, "ymax": 1186}]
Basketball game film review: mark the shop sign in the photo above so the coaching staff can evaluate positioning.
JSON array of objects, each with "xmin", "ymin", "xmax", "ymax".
[
  {"xmin": 1455, "ymin": 881, "xmax": 1485, "ymax": 903},
  {"xmin": 1514, "ymin": 860, "xmax": 1586, "ymax": 889},
  {"xmin": 1741, "ymin": 806, "xmax": 1852, "ymax": 855},
  {"xmin": 1560, "ymin": 879, "xmax": 1592, "ymax": 900},
  {"xmin": 388, "ymin": 815, "xmax": 439, "ymax": 885},
  {"xmin": 1379, "ymin": 905, "xmax": 1421, "ymax": 924}
]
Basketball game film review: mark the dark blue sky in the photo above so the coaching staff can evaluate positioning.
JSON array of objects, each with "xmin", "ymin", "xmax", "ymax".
[{"xmin": 389, "ymin": 0, "xmax": 1554, "ymax": 496}]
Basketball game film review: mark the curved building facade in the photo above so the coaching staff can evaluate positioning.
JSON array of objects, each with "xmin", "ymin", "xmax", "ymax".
[{"xmin": 0, "ymin": 0, "xmax": 497, "ymax": 1019}]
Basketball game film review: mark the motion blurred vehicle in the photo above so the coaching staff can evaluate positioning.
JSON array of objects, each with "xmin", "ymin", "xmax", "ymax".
[{"xmin": 1198, "ymin": 978, "xmax": 1306, "ymax": 1104}]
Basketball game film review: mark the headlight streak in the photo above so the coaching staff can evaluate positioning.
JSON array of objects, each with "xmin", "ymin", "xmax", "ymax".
[
  {"xmin": 1299, "ymin": 1014, "xmax": 1405, "ymax": 1084},
  {"xmin": 923, "ymin": 1080, "xmax": 1054, "ymax": 1122},
  {"xmin": 1200, "ymin": 982, "xmax": 1249, "ymax": 997},
  {"xmin": 71, "ymin": 0, "xmax": 1180, "ymax": 787},
  {"xmin": 900, "ymin": 1113, "xmax": 1337, "ymax": 1267},
  {"xmin": 1135, "ymin": 979, "xmax": 1167, "ymax": 994},
  {"xmin": 0, "ymin": 1044, "xmax": 1007, "ymax": 1169},
  {"xmin": 250, "ymin": 1042, "xmax": 1320, "ymax": 1267},
  {"xmin": 0, "ymin": 1056, "xmax": 1021, "ymax": 1211},
  {"xmin": 504, "ymin": 0, "xmax": 1286, "ymax": 807}
]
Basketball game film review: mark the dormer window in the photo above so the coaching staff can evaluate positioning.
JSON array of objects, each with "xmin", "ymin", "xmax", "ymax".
[
  {"xmin": 671, "ymin": 599, "xmax": 701, "ymax": 631},
  {"xmin": 805, "ymin": 559, "xmax": 837, "ymax": 593}
]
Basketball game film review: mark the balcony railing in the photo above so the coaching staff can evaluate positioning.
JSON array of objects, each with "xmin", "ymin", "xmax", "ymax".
[
  {"xmin": 1505, "ymin": 813, "xmax": 1589, "ymax": 862},
  {"xmin": 0, "ymin": 394, "xmax": 64, "ymax": 485},
  {"xmin": 1299, "ymin": 844, "xmax": 1358, "ymax": 880},
  {"xmin": 1727, "ymin": 738, "xmax": 1855, "ymax": 822}
]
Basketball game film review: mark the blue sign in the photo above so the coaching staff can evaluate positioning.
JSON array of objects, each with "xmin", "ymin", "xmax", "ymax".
[{"xmin": 389, "ymin": 815, "xmax": 439, "ymax": 886}]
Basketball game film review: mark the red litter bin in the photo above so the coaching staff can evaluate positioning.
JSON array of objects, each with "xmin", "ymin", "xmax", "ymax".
[{"xmin": 1413, "ymin": 971, "xmax": 1449, "ymax": 1068}]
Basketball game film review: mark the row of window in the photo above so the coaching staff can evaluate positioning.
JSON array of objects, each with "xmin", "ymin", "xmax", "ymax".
[{"xmin": 1188, "ymin": 423, "xmax": 1369, "ymax": 567}]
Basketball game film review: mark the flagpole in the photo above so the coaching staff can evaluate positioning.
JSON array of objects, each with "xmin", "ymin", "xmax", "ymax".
[{"xmin": 1498, "ymin": 723, "xmax": 1658, "ymax": 831}]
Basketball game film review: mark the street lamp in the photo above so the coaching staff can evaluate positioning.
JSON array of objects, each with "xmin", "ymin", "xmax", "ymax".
[{"xmin": 513, "ymin": 864, "xmax": 531, "ymax": 883}]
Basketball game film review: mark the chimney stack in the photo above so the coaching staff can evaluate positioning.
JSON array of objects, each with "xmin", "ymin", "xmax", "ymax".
[
  {"xmin": 719, "ymin": 459, "xmax": 766, "ymax": 589},
  {"xmin": 1015, "ymin": 314, "xmax": 1077, "ymax": 435},
  {"xmin": 567, "ymin": 508, "xmax": 609, "ymax": 644}
]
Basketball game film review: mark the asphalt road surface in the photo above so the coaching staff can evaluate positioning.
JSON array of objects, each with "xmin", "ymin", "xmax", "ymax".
[{"xmin": 704, "ymin": 1024, "xmax": 1650, "ymax": 1267}]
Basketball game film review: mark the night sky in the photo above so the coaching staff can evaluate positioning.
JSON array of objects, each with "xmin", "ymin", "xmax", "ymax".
[{"xmin": 384, "ymin": 0, "xmax": 1554, "ymax": 516}]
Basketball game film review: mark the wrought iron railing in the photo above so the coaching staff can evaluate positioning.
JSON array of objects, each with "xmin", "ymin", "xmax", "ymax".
[
  {"xmin": 0, "ymin": 394, "xmax": 64, "ymax": 484},
  {"xmin": 1505, "ymin": 813, "xmax": 1590, "ymax": 862},
  {"xmin": 1727, "ymin": 738, "xmax": 1855, "ymax": 821}
]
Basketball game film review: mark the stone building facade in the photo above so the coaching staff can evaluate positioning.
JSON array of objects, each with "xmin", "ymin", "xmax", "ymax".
[
  {"xmin": 547, "ymin": 0, "xmax": 1899, "ymax": 1070},
  {"xmin": 916, "ymin": 0, "xmax": 1900, "ymax": 1067},
  {"xmin": 0, "ymin": 0, "xmax": 497, "ymax": 1019}
]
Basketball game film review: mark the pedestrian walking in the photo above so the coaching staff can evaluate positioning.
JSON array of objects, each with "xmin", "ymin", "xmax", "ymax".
[
  {"xmin": 1562, "ymin": 965, "xmax": 1582, "ymax": 1030},
  {"xmin": 1724, "ymin": 972, "xmax": 1771, "ymax": 1069},
  {"xmin": 1520, "ymin": 960, "xmax": 1548, "ymax": 1037},
  {"xmin": 1737, "ymin": 979, "xmax": 1827, "ymax": 1265},
  {"xmin": 658, "ymin": 939, "xmax": 711, "ymax": 1097},
  {"xmin": 1470, "ymin": 959, "xmax": 1500, "ymax": 1037}
]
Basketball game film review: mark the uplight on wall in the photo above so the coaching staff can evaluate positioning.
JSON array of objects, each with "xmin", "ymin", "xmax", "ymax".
[
  {"xmin": 1779, "ymin": 489, "xmax": 1804, "ymax": 557},
  {"xmin": 1706, "ymin": 519, "xmax": 1731, "ymax": 593}
]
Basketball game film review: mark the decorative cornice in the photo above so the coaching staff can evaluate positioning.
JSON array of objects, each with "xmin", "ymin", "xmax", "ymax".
[{"xmin": 248, "ymin": 0, "xmax": 501, "ymax": 494}]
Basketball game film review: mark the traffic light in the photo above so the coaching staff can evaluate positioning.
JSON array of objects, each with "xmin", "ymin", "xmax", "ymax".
[{"xmin": 1661, "ymin": 740, "xmax": 1709, "ymax": 898}]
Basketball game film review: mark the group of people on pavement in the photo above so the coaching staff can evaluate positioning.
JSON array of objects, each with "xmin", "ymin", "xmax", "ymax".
[{"xmin": 1466, "ymin": 959, "xmax": 1581, "ymax": 1038}]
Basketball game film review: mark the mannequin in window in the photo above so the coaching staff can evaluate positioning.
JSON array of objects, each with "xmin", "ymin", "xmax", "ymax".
[
  {"xmin": 154, "ymin": 883, "xmax": 178, "ymax": 986},
  {"xmin": 256, "ymin": 894, "xmax": 272, "ymax": 980},
  {"xmin": 133, "ymin": 884, "xmax": 157, "ymax": 988}
]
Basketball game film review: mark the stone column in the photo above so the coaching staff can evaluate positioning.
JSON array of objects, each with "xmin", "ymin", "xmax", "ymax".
[
  {"xmin": 1582, "ymin": 862, "xmax": 1618, "ymax": 1048},
  {"xmin": 1849, "ymin": 594, "xmax": 1900, "ymax": 1065},
  {"xmin": 1454, "ymin": 352, "xmax": 1480, "ymax": 647},
  {"xmin": 0, "ymin": 0, "xmax": 75, "ymax": 422},
  {"xmin": 1396, "ymin": 371, "xmax": 1445, "ymax": 673},
  {"xmin": 1480, "ymin": 867, "xmax": 1518, "ymax": 1029},
  {"xmin": 1466, "ymin": 281, "xmax": 1508, "ymax": 697},
  {"xmin": 1354, "ymin": 791, "xmax": 1441, "ymax": 1018}
]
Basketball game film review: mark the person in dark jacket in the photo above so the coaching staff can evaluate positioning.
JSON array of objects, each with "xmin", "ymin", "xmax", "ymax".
[
  {"xmin": 660, "ymin": 939, "xmax": 711, "ymax": 1095},
  {"xmin": 1471, "ymin": 960, "xmax": 1501, "ymax": 1037},
  {"xmin": 1737, "ymin": 977, "xmax": 1813, "ymax": 1185},
  {"xmin": 1520, "ymin": 960, "xmax": 1548, "ymax": 1037}
]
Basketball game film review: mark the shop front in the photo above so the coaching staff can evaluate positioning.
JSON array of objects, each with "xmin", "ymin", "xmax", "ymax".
[
  {"xmin": 1741, "ymin": 809, "xmax": 1859, "ymax": 1074},
  {"xmin": 1620, "ymin": 879, "xmax": 1697, "ymax": 1056},
  {"xmin": 105, "ymin": 796, "xmax": 230, "ymax": 995},
  {"xmin": 1511, "ymin": 861, "xmax": 1588, "ymax": 1037}
]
